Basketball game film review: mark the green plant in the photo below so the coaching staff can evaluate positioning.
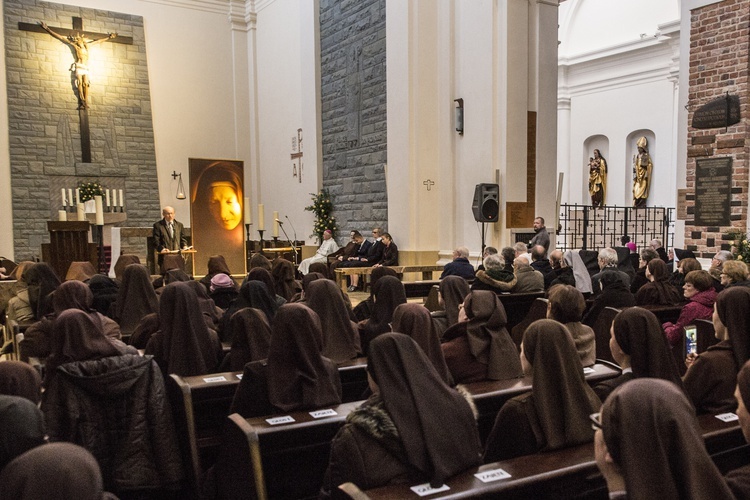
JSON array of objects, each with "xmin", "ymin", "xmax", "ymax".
[
  {"xmin": 729, "ymin": 230, "xmax": 750, "ymax": 263},
  {"xmin": 304, "ymin": 189, "xmax": 337, "ymax": 242},
  {"xmin": 77, "ymin": 181, "xmax": 105, "ymax": 203}
]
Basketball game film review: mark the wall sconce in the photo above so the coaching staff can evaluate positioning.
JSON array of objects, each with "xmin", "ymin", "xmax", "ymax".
[
  {"xmin": 172, "ymin": 171, "xmax": 186, "ymax": 199},
  {"xmin": 454, "ymin": 98, "xmax": 464, "ymax": 135}
]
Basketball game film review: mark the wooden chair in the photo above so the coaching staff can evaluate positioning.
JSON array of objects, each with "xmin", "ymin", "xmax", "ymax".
[
  {"xmin": 510, "ymin": 298, "xmax": 549, "ymax": 349},
  {"xmin": 591, "ymin": 307, "xmax": 621, "ymax": 363}
]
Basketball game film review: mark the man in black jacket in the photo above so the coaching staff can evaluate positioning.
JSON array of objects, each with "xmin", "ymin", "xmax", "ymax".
[{"xmin": 340, "ymin": 227, "xmax": 385, "ymax": 291}]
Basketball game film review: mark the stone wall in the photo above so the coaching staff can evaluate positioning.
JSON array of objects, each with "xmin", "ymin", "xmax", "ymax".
[
  {"xmin": 684, "ymin": 0, "xmax": 749, "ymax": 257},
  {"xmin": 319, "ymin": 0, "xmax": 387, "ymax": 236},
  {"xmin": 5, "ymin": 0, "xmax": 160, "ymax": 260}
]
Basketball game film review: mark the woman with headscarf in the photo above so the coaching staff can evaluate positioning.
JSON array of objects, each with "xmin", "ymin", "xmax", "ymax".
[
  {"xmin": 484, "ymin": 319, "xmax": 601, "ymax": 462},
  {"xmin": 352, "ymin": 266, "xmax": 399, "ymax": 322},
  {"xmin": 113, "ymin": 264, "xmax": 159, "ymax": 338},
  {"xmin": 358, "ymin": 275, "xmax": 406, "ymax": 354},
  {"xmin": 209, "ymin": 272, "xmax": 239, "ymax": 310},
  {"xmin": 593, "ymin": 307, "xmax": 684, "ymax": 401},
  {"xmin": 271, "ymin": 258, "xmax": 300, "ymax": 302},
  {"xmin": 0, "ymin": 395, "xmax": 46, "ymax": 472},
  {"xmin": 683, "ymin": 286, "xmax": 750, "ymax": 414},
  {"xmin": 246, "ymin": 267, "xmax": 287, "ymax": 308},
  {"xmin": 670, "ymin": 257, "xmax": 702, "ymax": 297},
  {"xmin": 222, "ymin": 307, "xmax": 272, "ymax": 372},
  {"xmin": 5, "ymin": 261, "xmax": 36, "ymax": 324},
  {"xmin": 145, "ymin": 282, "xmax": 220, "ymax": 377},
  {"xmin": 306, "ymin": 279, "xmax": 362, "ymax": 363},
  {"xmin": 230, "ymin": 304, "xmax": 341, "ymax": 418},
  {"xmin": 547, "ymin": 284, "xmax": 596, "ymax": 367},
  {"xmin": 322, "ymin": 333, "xmax": 482, "ymax": 495},
  {"xmin": 218, "ymin": 280, "xmax": 278, "ymax": 342},
  {"xmin": 0, "ymin": 361, "xmax": 42, "ymax": 404},
  {"xmin": 392, "ymin": 303, "xmax": 452, "ymax": 385},
  {"xmin": 0, "ymin": 443, "xmax": 117, "ymax": 500},
  {"xmin": 431, "ymin": 275, "xmax": 471, "ymax": 339},
  {"xmin": 663, "ymin": 270, "xmax": 717, "ymax": 347},
  {"xmin": 199, "ymin": 254, "xmax": 232, "ymax": 292},
  {"xmin": 594, "ymin": 379, "xmax": 732, "ymax": 500},
  {"xmin": 726, "ymin": 360, "xmax": 750, "ymax": 497},
  {"xmin": 582, "ymin": 271, "xmax": 636, "ymax": 327},
  {"xmin": 441, "ymin": 290, "xmax": 522, "ymax": 384},
  {"xmin": 87, "ymin": 273, "xmax": 119, "ymax": 316},
  {"xmin": 635, "ymin": 259, "xmax": 683, "ymax": 306}
]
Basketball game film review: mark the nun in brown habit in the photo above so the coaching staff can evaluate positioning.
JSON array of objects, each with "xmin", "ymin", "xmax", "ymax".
[
  {"xmin": 351, "ymin": 266, "xmax": 399, "ymax": 322},
  {"xmin": 271, "ymin": 258, "xmax": 300, "ymax": 301},
  {"xmin": 358, "ymin": 275, "xmax": 407, "ymax": 354},
  {"xmin": 249, "ymin": 252, "xmax": 272, "ymax": 271},
  {"xmin": 595, "ymin": 378, "xmax": 732, "ymax": 500},
  {"xmin": 198, "ymin": 254, "xmax": 232, "ymax": 291},
  {"xmin": 290, "ymin": 272, "xmax": 326, "ymax": 303},
  {"xmin": 230, "ymin": 304, "xmax": 341, "ymax": 418},
  {"xmin": 222, "ymin": 307, "xmax": 272, "ymax": 372},
  {"xmin": 64, "ymin": 261, "xmax": 97, "ymax": 282},
  {"xmin": 683, "ymin": 286, "xmax": 750, "ymax": 414},
  {"xmin": 484, "ymin": 319, "xmax": 600, "ymax": 462},
  {"xmin": 185, "ymin": 279, "xmax": 223, "ymax": 329},
  {"xmin": 218, "ymin": 280, "xmax": 278, "ymax": 342},
  {"xmin": 593, "ymin": 307, "xmax": 684, "ymax": 402},
  {"xmin": 23, "ymin": 262, "xmax": 61, "ymax": 321},
  {"xmin": 0, "ymin": 361, "xmax": 42, "ymax": 404},
  {"xmin": 726, "ymin": 359, "xmax": 750, "ymax": 498},
  {"xmin": 145, "ymin": 281, "xmax": 220, "ymax": 377},
  {"xmin": 0, "ymin": 395, "xmax": 46, "ymax": 471},
  {"xmin": 392, "ymin": 303, "xmax": 453, "ymax": 386},
  {"xmin": 245, "ymin": 267, "xmax": 287, "ymax": 307},
  {"xmin": 431, "ymin": 275, "xmax": 471, "ymax": 338},
  {"xmin": 322, "ymin": 333, "xmax": 481, "ymax": 496},
  {"xmin": 0, "ymin": 442, "xmax": 117, "ymax": 500},
  {"xmin": 113, "ymin": 264, "xmax": 159, "ymax": 337},
  {"xmin": 306, "ymin": 279, "xmax": 362, "ymax": 363},
  {"xmin": 441, "ymin": 290, "xmax": 522, "ymax": 384},
  {"xmin": 113, "ymin": 254, "xmax": 140, "ymax": 281},
  {"xmin": 634, "ymin": 259, "xmax": 683, "ymax": 306}
]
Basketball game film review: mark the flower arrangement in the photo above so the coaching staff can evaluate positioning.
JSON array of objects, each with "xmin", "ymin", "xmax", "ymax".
[
  {"xmin": 77, "ymin": 181, "xmax": 105, "ymax": 203},
  {"xmin": 304, "ymin": 189, "xmax": 337, "ymax": 242},
  {"xmin": 729, "ymin": 230, "xmax": 750, "ymax": 263}
]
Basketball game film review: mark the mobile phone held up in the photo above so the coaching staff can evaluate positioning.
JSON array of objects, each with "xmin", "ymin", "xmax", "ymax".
[{"xmin": 685, "ymin": 325, "xmax": 698, "ymax": 356}]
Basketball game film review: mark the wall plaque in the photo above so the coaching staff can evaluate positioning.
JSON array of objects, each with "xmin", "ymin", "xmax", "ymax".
[
  {"xmin": 695, "ymin": 157, "xmax": 732, "ymax": 226},
  {"xmin": 692, "ymin": 94, "xmax": 741, "ymax": 130}
]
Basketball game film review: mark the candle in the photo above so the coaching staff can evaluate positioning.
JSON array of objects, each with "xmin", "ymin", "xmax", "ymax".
[
  {"xmin": 244, "ymin": 197, "xmax": 251, "ymax": 225},
  {"xmin": 273, "ymin": 211, "xmax": 279, "ymax": 237},
  {"xmin": 68, "ymin": 189, "xmax": 73, "ymax": 209},
  {"xmin": 58, "ymin": 209, "xmax": 67, "ymax": 221},
  {"xmin": 61, "ymin": 188, "xmax": 66, "ymax": 207},
  {"xmin": 95, "ymin": 196, "xmax": 104, "ymax": 225},
  {"xmin": 77, "ymin": 203, "xmax": 85, "ymax": 221},
  {"xmin": 119, "ymin": 189, "xmax": 124, "ymax": 208},
  {"xmin": 76, "ymin": 188, "xmax": 80, "ymax": 204},
  {"xmin": 258, "ymin": 204, "xmax": 265, "ymax": 231},
  {"xmin": 105, "ymin": 189, "xmax": 110, "ymax": 208},
  {"xmin": 111, "ymin": 189, "xmax": 117, "ymax": 208}
]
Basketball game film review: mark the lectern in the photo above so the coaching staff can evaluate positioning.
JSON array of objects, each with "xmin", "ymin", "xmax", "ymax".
[{"xmin": 43, "ymin": 221, "xmax": 97, "ymax": 280}]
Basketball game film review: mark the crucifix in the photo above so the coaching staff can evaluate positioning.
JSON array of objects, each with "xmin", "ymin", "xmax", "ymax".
[
  {"xmin": 423, "ymin": 179, "xmax": 435, "ymax": 191},
  {"xmin": 19, "ymin": 17, "xmax": 133, "ymax": 163},
  {"xmin": 290, "ymin": 128, "xmax": 303, "ymax": 183}
]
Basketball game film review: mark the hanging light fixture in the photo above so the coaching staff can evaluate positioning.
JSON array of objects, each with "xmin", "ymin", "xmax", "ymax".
[{"xmin": 172, "ymin": 171, "xmax": 186, "ymax": 199}]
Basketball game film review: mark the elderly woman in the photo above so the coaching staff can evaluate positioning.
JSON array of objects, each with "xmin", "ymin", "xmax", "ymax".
[
  {"xmin": 547, "ymin": 284, "xmax": 595, "ymax": 367},
  {"xmin": 663, "ymin": 270, "xmax": 716, "ymax": 347},
  {"xmin": 722, "ymin": 260, "xmax": 750, "ymax": 288},
  {"xmin": 471, "ymin": 253, "xmax": 516, "ymax": 292}
]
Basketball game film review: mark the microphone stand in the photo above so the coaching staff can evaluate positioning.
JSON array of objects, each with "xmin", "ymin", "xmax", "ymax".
[
  {"xmin": 276, "ymin": 220, "xmax": 298, "ymax": 267},
  {"xmin": 285, "ymin": 215, "xmax": 300, "ymax": 265}
]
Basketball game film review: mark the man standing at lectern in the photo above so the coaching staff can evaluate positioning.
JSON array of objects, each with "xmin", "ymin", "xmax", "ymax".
[{"xmin": 153, "ymin": 206, "xmax": 189, "ymax": 265}]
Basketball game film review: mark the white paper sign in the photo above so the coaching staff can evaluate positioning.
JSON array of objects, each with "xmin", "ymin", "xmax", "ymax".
[
  {"xmin": 236, "ymin": 374, "xmax": 243, "ymax": 380},
  {"xmin": 716, "ymin": 412, "xmax": 739, "ymax": 422},
  {"xmin": 474, "ymin": 468, "xmax": 511, "ymax": 483},
  {"xmin": 266, "ymin": 416, "xmax": 295, "ymax": 425},
  {"xmin": 583, "ymin": 367, "xmax": 595, "ymax": 375},
  {"xmin": 309, "ymin": 409, "xmax": 338, "ymax": 418},
  {"xmin": 203, "ymin": 376, "xmax": 227, "ymax": 383},
  {"xmin": 409, "ymin": 483, "xmax": 450, "ymax": 496}
]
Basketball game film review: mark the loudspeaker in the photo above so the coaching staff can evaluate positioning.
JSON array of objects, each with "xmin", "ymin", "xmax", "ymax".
[{"xmin": 472, "ymin": 183, "xmax": 499, "ymax": 222}]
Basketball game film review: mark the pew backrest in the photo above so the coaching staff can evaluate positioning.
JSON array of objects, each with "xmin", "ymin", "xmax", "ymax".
[
  {"xmin": 510, "ymin": 298, "xmax": 549, "ymax": 348},
  {"xmin": 591, "ymin": 307, "xmax": 621, "ymax": 363}
]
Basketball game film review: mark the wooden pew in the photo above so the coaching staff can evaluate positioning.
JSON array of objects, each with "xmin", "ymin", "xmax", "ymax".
[
  {"xmin": 342, "ymin": 413, "xmax": 748, "ymax": 499},
  {"xmin": 496, "ymin": 292, "xmax": 546, "ymax": 332},
  {"xmin": 335, "ymin": 265, "xmax": 444, "ymax": 293},
  {"xmin": 214, "ymin": 402, "xmax": 362, "ymax": 500},
  {"xmin": 591, "ymin": 307, "xmax": 621, "ymax": 363},
  {"xmin": 464, "ymin": 362, "xmax": 621, "ymax": 443},
  {"xmin": 337, "ymin": 357, "xmax": 369, "ymax": 402},
  {"xmin": 642, "ymin": 303, "xmax": 683, "ymax": 324},
  {"xmin": 510, "ymin": 298, "xmax": 549, "ymax": 348},
  {"xmin": 695, "ymin": 318, "xmax": 719, "ymax": 353}
]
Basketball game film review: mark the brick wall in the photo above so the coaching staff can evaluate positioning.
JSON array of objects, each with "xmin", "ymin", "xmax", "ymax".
[
  {"xmin": 5, "ymin": 0, "xmax": 160, "ymax": 260},
  {"xmin": 685, "ymin": 0, "xmax": 749, "ymax": 257},
  {"xmin": 319, "ymin": 0, "xmax": 387, "ymax": 236}
]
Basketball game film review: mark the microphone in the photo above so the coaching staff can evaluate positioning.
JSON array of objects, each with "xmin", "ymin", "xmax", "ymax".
[{"xmin": 274, "ymin": 218, "xmax": 284, "ymax": 225}]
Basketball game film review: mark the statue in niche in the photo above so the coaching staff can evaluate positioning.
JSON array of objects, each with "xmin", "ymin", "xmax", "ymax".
[
  {"xmin": 632, "ymin": 137, "xmax": 652, "ymax": 208},
  {"xmin": 588, "ymin": 148, "xmax": 607, "ymax": 207},
  {"xmin": 40, "ymin": 21, "xmax": 117, "ymax": 109}
]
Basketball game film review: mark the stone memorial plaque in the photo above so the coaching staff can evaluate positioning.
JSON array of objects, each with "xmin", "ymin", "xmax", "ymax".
[
  {"xmin": 695, "ymin": 157, "xmax": 732, "ymax": 226},
  {"xmin": 692, "ymin": 94, "xmax": 740, "ymax": 130}
]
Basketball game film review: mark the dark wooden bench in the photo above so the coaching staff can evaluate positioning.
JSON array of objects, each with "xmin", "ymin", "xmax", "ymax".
[
  {"xmin": 341, "ymin": 413, "xmax": 748, "ymax": 499},
  {"xmin": 464, "ymin": 362, "xmax": 621, "ymax": 443},
  {"xmin": 496, "ymin": 292, "xmax": 546, "ymax": 332},
  {"xmin": 214, "ymin": 402, "xmax": 362, "ymax": 500},
  {"xmin": 510, "ymin": 297, "xmax": 549, "ymax": 348},
  {"xmin": 695, "ymin": 318, "xmax": 719, "ymax": 353},
  {"xmin": 335, "ymin": 265, "xmax": 444, "ymax": 293},
  {"xmin": 403, "ymin": 280, "xmax": 441, "ymax": 299},
  {"xmin": 337, "ymin": 357, "xmax": 369, "ymax": 402},
  {"xmin": 642, "ymin": 303, "xmax": 683, "ymax": 324},
  {"xmin": 591, "ymin": 307, "xmax": 621, "ymax": 363}
]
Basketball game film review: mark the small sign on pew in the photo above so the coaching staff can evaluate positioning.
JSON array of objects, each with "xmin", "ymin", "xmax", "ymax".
[
  {"xmin": 582, "ymin": 367, "xmax": 595, "ymax": 375},
  {"xmin": 410, "ymin": 483, "xmax": 450, "ymax": 496},
  {"xmin": 310, "ymin": 409, "xmax": 338, "ymax": 418},
  {"xmin": 236, "ymin": 374, "xmax": 243, "ymax": 380},
  {"xmin": 203, "ymin": 376, "xmax": 227, "ymax": 383},
  {"xmin": 474, "ymin": 468, "xmax": 511, "ymax": 483},
  {"xmin": 266, "ymin": 415, "xmax": 295, "ymax": 425},
  {"xmin": 716, "ymin": 412, "xmax": 739, "ymax": 422}
]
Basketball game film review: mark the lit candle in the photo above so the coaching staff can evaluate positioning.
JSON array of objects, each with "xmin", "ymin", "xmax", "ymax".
[
  {"xmin": 119, "ymin": 189, "xmax": 124, "ymax": 208},
  {"xmin": 258, "ymin": 204, "xmax": 265, "ymax": 231},
  {"xmin": 58, "ymin": 209, "xmax": 67, "ymax": 221},
  {"xmin": 244, "ymin": 197, "xmax": 252, "ymax": 224},
  {"xmin": 105, "ymin": 189, "xmax": 110, "ymax": 208},
  {"xmin": 77, "ymin": 203, "xmax": 85, "ymax": 221},
  {"xmin": 273, "ymin": 211, "xmax": 279, "ymax": 237},
  {"xmin": 111, "ymin": 189, "xmax": 117, "ymax": 208},
  {"xmin": 95, "ymin": 196, "xmax": 104, "ymax": 225},
  {"xmin": 61, "ymin": 188, "xmax": 66, "ymax": 207},
  {"xmin": 68, "ymin": 189, "xmax": 73, "ymax": 209},
  {"xmin": 76, "ymin": 188, "xmax": 80, "ymax": 204}
]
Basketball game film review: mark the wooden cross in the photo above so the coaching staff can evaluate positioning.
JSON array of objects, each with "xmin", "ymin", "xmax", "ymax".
[
  {"xmin": 423, "ymin": 179, "xmax": 435, "ymax": 191},
  {"xmin": 19, "ymin": 17, "xmax": 133, "ymax": 163}
]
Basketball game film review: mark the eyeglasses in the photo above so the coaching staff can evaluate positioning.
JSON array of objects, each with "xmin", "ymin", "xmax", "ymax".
[{"xmin": 589, "ymin": 412, "xmax": 602, "ymax": 431}]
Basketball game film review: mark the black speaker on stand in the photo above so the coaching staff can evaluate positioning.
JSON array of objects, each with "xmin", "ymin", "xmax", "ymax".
[{"xmin": 472, "ymin": 183, "xmax": 499, "ymax": 257}]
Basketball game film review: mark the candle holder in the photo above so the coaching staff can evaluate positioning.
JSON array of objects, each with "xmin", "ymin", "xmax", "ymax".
[
  {"xmin": 68, "ymin": 205, "xmax": 75, "ymax": 213},
  {"xmin": 273, "ymin": 236, "xmax": 279, "ymax": 246},
  {"xmin": 245, "ymin": 223, "xmax": 251, "ymax": 242},
  {"xmin": 97, "ymin": 224, "xmax": 105, "ymax": 274},
  {"xmin": 258, "ymin": 229, "xmax": 265, "ymax": 252},
  {"xmin": 119, "ymin": 206, "xmax": 124, "ymax": 213}
]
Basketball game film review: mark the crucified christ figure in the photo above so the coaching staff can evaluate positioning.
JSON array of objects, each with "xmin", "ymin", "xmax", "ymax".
[{"xmin": 40, "ymin": 21, "xmax": 117, "ymax": 109}]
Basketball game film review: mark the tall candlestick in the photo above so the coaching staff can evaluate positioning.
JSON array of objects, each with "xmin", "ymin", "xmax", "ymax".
[
  {"xmin": 76, "ymin": 188, "xmax": 80, "ymax": 204},
  {"xmin": 95, "ymin": 196, "xmax": 104, "ymax": 225},
  {"xmin": 244, "ymin": 197, "xmax": 252, "ymax": 225},
  {"xmin": 119, "ymin": 189, "xmax": 124, "ymax": 208},
  {"xmin": 111, "ymin": 189, "xmax": 117, "ymax": 208},
  {"xmin": 68, "ymin": 189, "xmax": 73, "ymax": 209},
  {"xmin": 58, "ymin": 209, "xmax": 67, "ymax": 221},
  {"xmin": 258, "ymin": 204, "xmax": 265, "ymax": 231},
  {"xmin": 77, "ymin": 203, "xmax": 85, "ymax": 221},
  {"xmin": 61, "ymin": 188, "xmax": 66, "ymax": 207},
  {"xmin": 273, "ymin": 211, "xmax": 279, "ymax": 238},
  {"xmin": 105, "ymin": 189, "xmax": 110, "ymax": 208}
]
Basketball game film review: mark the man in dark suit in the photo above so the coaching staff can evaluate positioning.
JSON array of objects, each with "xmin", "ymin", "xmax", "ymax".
[
  {"xmin": 339, "ymin": 227, "xmax": 385, "ymax": 291},
  {"xmin": 153, "ymin": 206, "xmax": 189, "ymax": 268}
]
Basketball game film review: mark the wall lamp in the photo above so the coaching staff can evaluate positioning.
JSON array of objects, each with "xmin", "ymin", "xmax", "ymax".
[
  {"xmin": 172, "ymin": 171, "xmax": 186, "ymax": 199},
  {"xmin": 454, "ymin": 98, "xmax": 464, "ymax": 135}
]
